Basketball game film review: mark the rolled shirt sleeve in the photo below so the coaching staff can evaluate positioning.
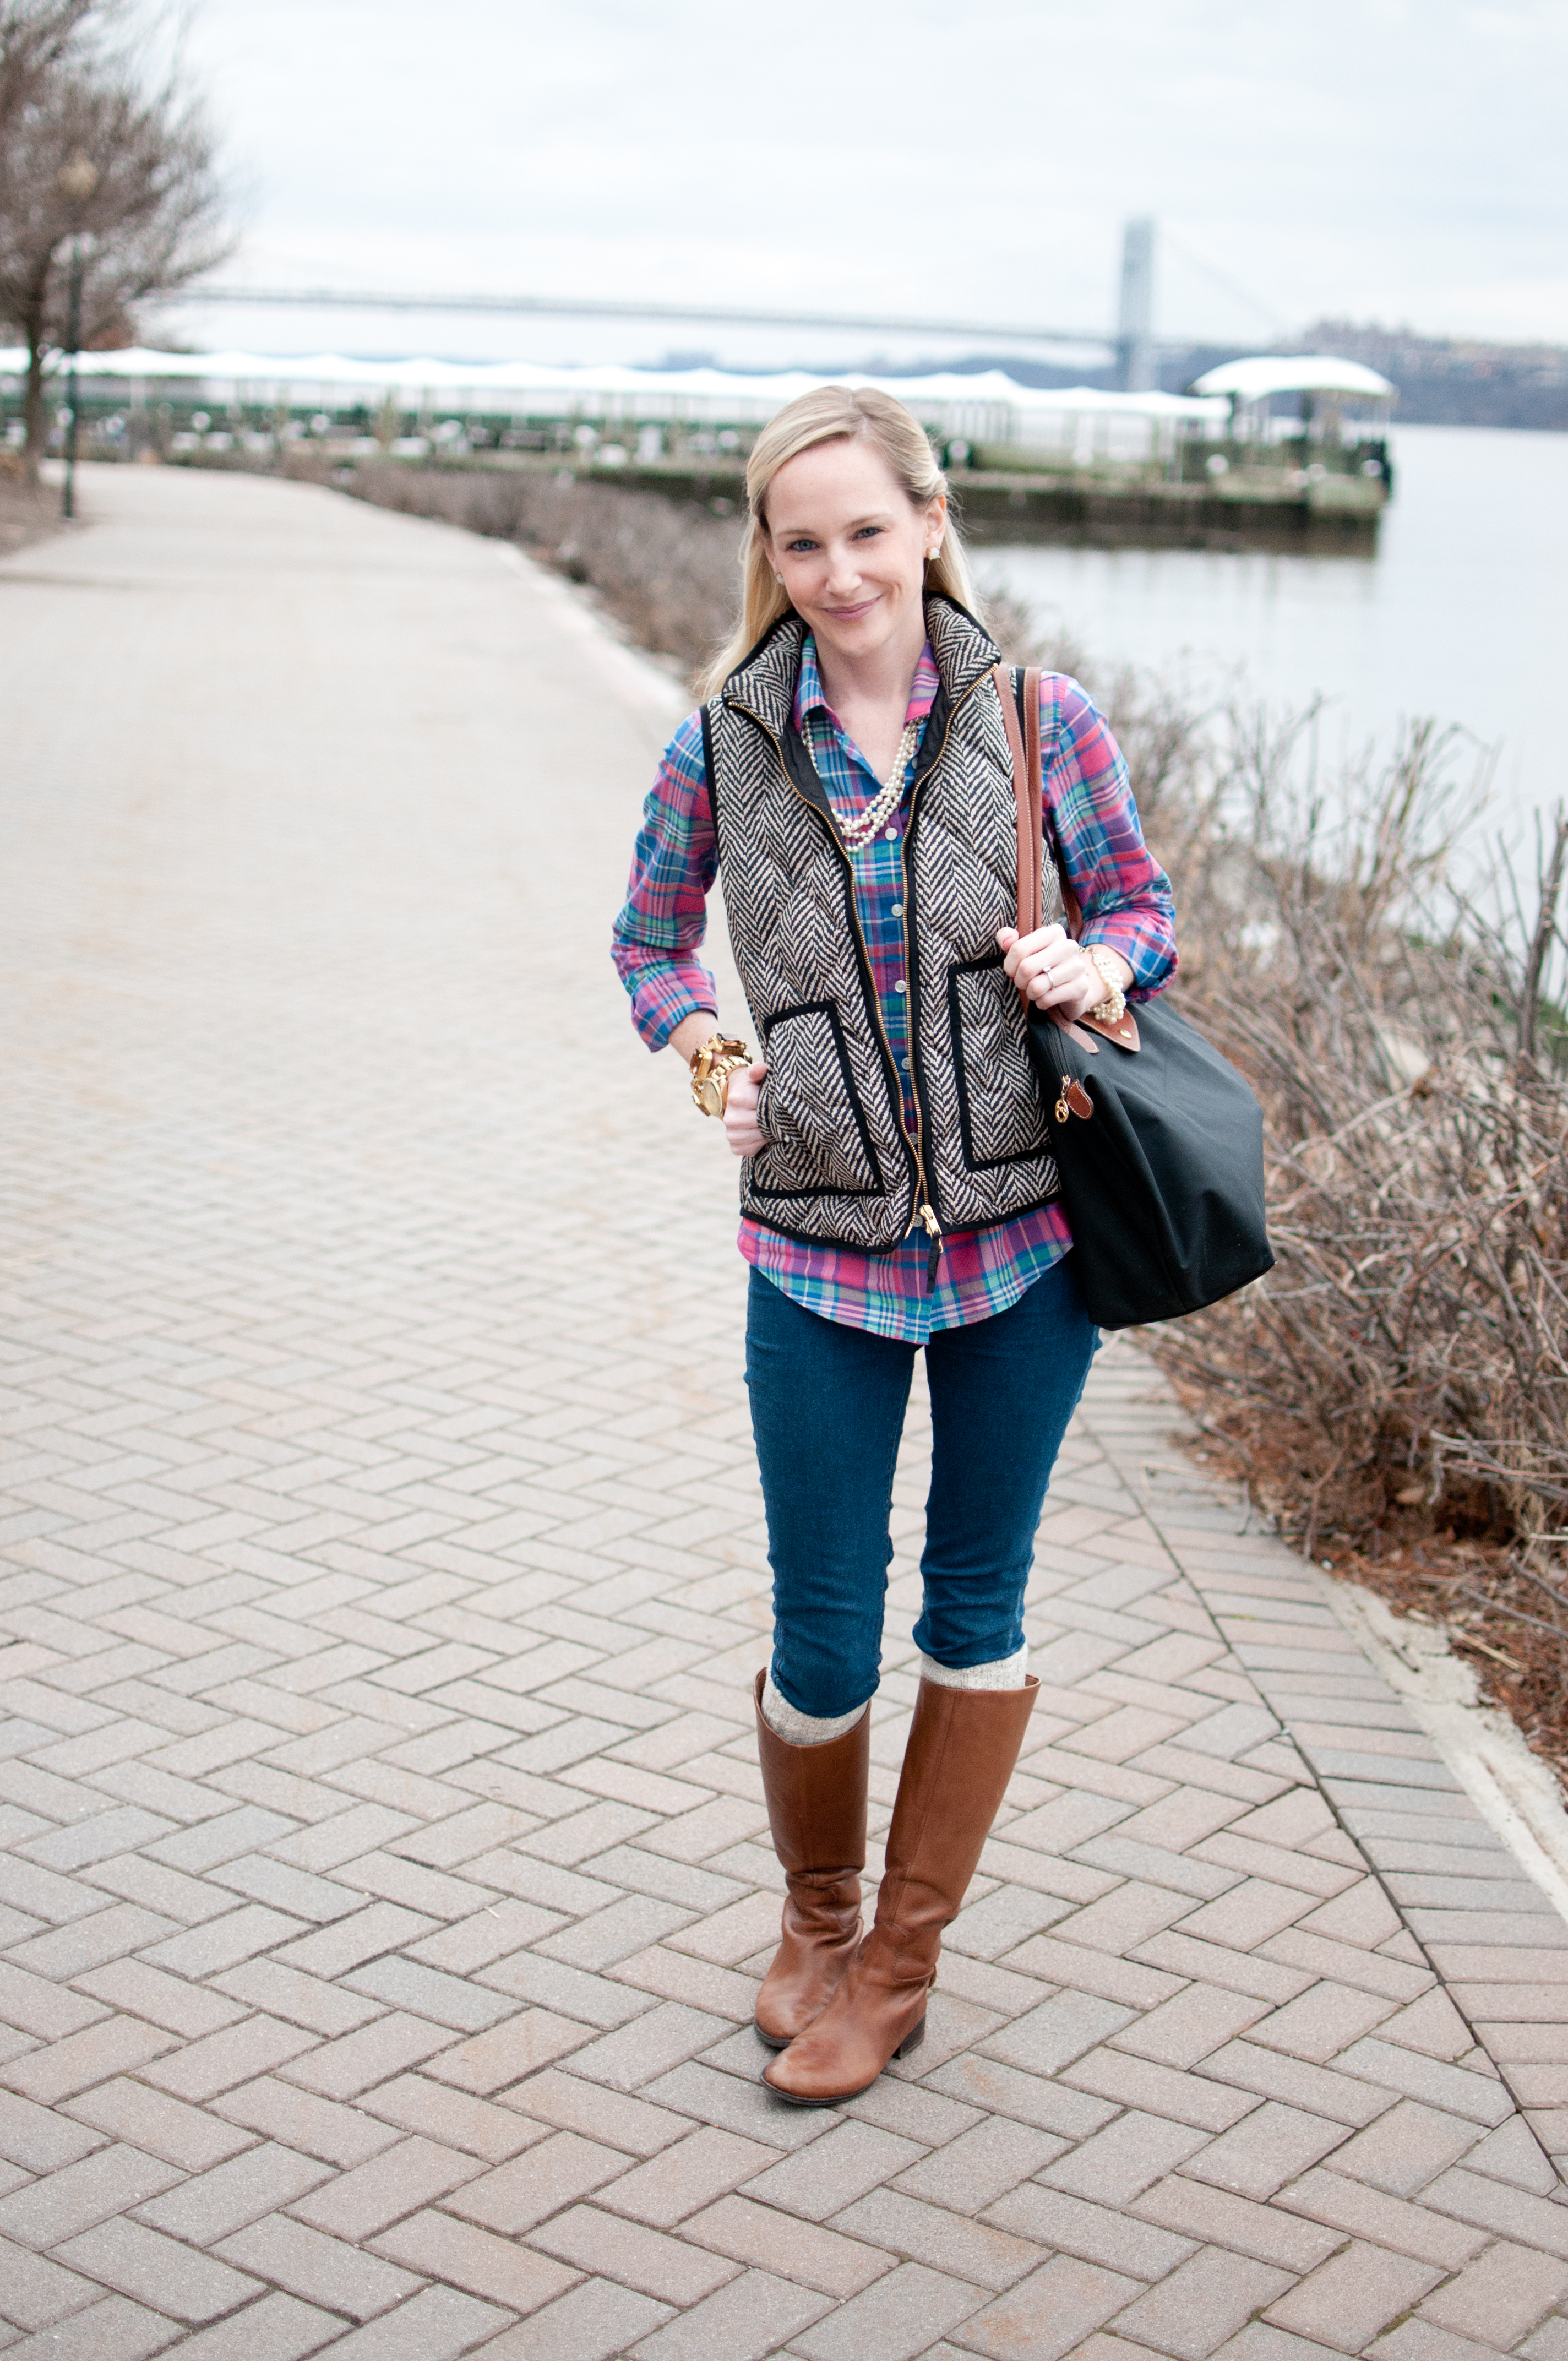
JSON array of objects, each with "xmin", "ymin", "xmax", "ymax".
[
  {"xmin": 1041, "ymin": 673, "xmax": 1177, "ymax": 999},
  {"xmin": 611, "ymin": 712, "xmax": 721, "ymax": 1051}
]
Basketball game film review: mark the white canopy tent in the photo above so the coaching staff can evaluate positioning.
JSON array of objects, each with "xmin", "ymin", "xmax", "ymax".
[
  {"xmin": 1188, "ymin": 355, "xmax": 1396, "ymax": 447},
  {"xmin": 1189, "ymin": 355, "xmax": 1396, "ymax": 402},
  {"xmin": 0, "ymin": 346, "xmax": 1227, "ymax": 461}
]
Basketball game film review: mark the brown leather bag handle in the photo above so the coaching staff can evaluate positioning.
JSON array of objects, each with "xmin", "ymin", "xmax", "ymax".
[
  {"xmin": 994, "ymin": 663, "xmax": 1043, "ymax": 944},
  {"xmin": 995, "ymin": 661, "xmax": 1087, "ymax": 939},
  {"xmin": 994, "ymin": 663, "xmax": 1135, "ymax": 1051},
  {"xmin": 997, "ymin": 661, "xmax": 1048, "ymax": 944}
]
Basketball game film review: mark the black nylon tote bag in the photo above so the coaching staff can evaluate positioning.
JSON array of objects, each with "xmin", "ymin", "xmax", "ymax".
[{"xmin": 998, "ymin": 667, "xmax": 1275, "ymax": 1331}]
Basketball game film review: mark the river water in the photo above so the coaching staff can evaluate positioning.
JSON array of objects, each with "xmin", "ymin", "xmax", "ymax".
[{"xmin": 977, "ymin": 424, "xmax": 1567, "ymax": 843}]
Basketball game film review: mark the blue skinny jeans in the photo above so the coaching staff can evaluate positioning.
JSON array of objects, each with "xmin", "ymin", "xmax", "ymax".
[{"xmin": 744, "ymin": 1256, "xmax": 1098, "ymax": 1721}]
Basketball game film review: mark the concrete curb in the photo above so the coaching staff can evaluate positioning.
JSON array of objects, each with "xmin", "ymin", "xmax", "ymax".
[{"xmin": 1319, "ymin": 1571, "xmax": 1568, "ymax": 1928}]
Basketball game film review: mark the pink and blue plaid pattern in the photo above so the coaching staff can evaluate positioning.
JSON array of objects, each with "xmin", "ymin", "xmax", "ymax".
[{"xmin": 612, "ymin": 641, "xmax": 1176, "ymax": 1341}]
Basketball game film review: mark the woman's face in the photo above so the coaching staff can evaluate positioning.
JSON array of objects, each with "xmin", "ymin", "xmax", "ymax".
[{"xmin": 763, "ymin": 435, "xmax": 945, "ymax": 672}]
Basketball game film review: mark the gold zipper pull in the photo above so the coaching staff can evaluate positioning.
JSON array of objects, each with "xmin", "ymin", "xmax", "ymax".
[
  {"xmin": 918, "ymin": 1201, "xmax": 944, "ymax": 1293},
  {"xmin": 1055, "ymin": 1075, "xmax": 1071, "ymax": 1124}
]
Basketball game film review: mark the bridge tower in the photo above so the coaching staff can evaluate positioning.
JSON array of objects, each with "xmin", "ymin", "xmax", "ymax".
[{"xmin": 1116, "ymin": 217, "xmax": 1156, "ymax": 392}]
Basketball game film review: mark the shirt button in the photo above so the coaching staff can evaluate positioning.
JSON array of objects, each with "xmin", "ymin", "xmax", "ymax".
[
  {"xmin": 900, "ymin": 1056, "xmax": 911, "ymax": 1070},
  {"xmin": 894, "ymin": 979, "xmax": 907, "ymax": 994},
  {"xmin": 891, "ymin": 901, "xmax": 903, "ymax": 917},
  {"xmin": 885, "ymin": 826, "xmax": 899, "ymax": 841}
]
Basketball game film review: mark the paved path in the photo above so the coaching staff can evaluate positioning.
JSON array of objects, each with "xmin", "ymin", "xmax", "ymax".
[{"xmin": 2, "ymin": 463, "xmax": 1568, "ymax": 2361}]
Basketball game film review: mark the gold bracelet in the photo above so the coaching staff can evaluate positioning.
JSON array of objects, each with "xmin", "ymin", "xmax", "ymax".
[
  {"xmin": 1084, "ymin": 945, "xmax": 1128, "ymax": 1026},
  {"xmin": 689, "ymin": 1031, "xmax": 752, "ymax": 1118}
]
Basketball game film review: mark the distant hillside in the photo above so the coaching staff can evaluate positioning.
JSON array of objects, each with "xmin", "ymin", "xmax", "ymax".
[
  {"xmin": 1303, "ymin": 324, "xmax": 1568, "ymax": 430},
  {"xmin": 832, "ymin": 330, "xmax": 1568, "ymax": 432},
  {"xmin": 1163, "ymin": 326, "xmax": 1568, "ymax": 432}
]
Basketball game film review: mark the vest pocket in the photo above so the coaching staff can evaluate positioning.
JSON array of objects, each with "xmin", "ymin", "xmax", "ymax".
[
  {"xmin": 948, "ymin": 954, "xmax": 1053, "ymax": 1171},
  {"xmin": 749, "ymin": 1001, "xmax": 886, "ymax": 1200}
]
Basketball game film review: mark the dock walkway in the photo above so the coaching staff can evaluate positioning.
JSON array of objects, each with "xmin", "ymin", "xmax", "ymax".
[{"xmin": 1, "ymin": 465, "xmax": 1565, "ymax": 2361}]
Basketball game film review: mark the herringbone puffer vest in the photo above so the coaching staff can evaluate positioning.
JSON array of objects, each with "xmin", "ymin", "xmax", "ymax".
[{"xmin": 705, "ymin": 595, "xmax": 1064, "ymax": 1256}]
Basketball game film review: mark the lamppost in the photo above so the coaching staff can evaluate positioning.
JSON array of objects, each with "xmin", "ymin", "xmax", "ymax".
[{"xmin": 56, "ymin": 150, "xmax": 99, "ymax": 520}]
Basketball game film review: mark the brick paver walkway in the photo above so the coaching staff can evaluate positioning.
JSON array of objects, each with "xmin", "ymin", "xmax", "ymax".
[{"xmin": 3, "ymin": 464, "xmax": 1568, "ymax": 2361}]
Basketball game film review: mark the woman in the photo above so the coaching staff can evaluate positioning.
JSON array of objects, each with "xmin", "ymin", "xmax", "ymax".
[{"xmin": 612, "ymin": 386, "xmax": 1175, "ymax": 2107}]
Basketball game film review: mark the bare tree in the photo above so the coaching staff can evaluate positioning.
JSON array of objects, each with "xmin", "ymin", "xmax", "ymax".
[
  {"xmin": 0, "ymin": 1, "xmax": 229, "ymax": 477},
  {"xmin": 0, "ymin": 1, "xmax": 99, "ymax": 101}
]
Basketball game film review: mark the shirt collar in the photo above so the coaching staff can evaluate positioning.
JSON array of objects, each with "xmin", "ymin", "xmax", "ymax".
[{"xmin": 793, "ymin": 633, "xmax": 940, "ymax": 737}]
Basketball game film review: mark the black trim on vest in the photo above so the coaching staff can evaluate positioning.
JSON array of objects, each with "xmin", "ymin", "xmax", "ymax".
[
  {"xmin": 945, "ymin": 951, "xmax": 1054, "ymax": 1175},
  {"xmin": 911, "ymin": 685, "xmax": 954, "ymax": 796},
  {"xmin": 699, "ymin": 701, "xmax": 717, "ymax": 831},
  {"xmin": 899, "ymin": 666, "xmax": 994, "ymax": 1227},
  {"xmin": 779, "ymin": 710, "xmax": 923, "ymax": 1208},
  {"xmin": 742, "ymin": 1188, "xmax": 1063, "ymax": 1255},
  {"xmin": 903, "ymin": 729, "xmax": 937, "ymax": 1221},
  {"xmin": 779, "ymin": 721, "xmax": 835, "ymax": 826},
  {"xmin": 709, "ymin": 597, "xmax": 1058, "ymax": 1252},
  {"xmin": 707, "ymin": 693, "xmax": 919, "ymax": 1212},
  {"xmin": 752, "ymin": 999, "xmax": 887, "ymax": 1202},
  {"xmin": 742, "ymin": 1212, "xmax": 910, "ymax": 1257}
]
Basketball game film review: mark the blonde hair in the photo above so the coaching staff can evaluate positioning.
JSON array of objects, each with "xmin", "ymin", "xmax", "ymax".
[{"xmin": 697, "ymin": 385, "xmax": 983, "ymax": 698}]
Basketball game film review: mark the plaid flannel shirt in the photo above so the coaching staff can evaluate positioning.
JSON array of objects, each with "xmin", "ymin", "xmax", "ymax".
[{"xmin": 613, "ymin": 639, "xmax": 1176, "ymax": 1341}]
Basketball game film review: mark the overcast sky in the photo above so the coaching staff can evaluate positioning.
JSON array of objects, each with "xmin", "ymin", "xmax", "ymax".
[{"xmin": 170, "ymin": 0, "xmax": 1568, "ymax": 365}]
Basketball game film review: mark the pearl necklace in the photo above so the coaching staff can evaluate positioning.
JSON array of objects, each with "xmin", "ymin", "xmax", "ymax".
[{"xmin": 816, "ymin": 721, "xmax": 919, "ymax": 852}]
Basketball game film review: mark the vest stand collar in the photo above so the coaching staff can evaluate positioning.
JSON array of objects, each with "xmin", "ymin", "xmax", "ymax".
[{"xmin": 721, "ymin": 594, "xmax": 1003, "ymax": 737}]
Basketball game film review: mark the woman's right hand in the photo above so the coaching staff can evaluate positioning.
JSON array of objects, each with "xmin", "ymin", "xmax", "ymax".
[{"xmin": 723, "ymin": 1062, "xmax": 769, "ymax": 1158}]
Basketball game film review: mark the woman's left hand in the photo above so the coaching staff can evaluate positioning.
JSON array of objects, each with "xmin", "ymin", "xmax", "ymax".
[{"xmin": 997, "ymin": 924, "xmax": 1104, "ymax": 1022}]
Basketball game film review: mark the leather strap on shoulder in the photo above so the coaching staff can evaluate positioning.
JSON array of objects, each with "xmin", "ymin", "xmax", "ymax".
[
  {"xmin": 995, "ymin": 662, "xmax": 1135, "ymax": 1051},
  {"xmin": 1024, "ymin": 666, "xmax": 1047, "ymax": 918},
  {"xmin": 994, "ymin": 663, "xmax": 1042, "ymax": 940}
]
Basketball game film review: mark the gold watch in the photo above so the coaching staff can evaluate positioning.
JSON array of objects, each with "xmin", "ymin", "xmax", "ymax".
[
  {"xmin": 1084, "ymin": 945, "xmax": 1128, "ymax": 1026},
  {"xmin": 689, "ymin": 1031, "xmax": 752, "ymax": 1118}
]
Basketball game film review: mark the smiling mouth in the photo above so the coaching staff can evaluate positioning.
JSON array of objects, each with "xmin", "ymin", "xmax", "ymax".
[{"xmin": 823, "ymin": 596, "xmax": 880, "ymax": 619}]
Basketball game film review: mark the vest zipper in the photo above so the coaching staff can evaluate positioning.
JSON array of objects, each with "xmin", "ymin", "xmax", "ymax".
[
  {"xmin": 897, "ymin": 667, "xmax": 993, "ymax": 1287},
  {"xmin": 739, "ymin": 661, "xmax": 994, "ymax": 1293},
  {"xmin": 748, "ymin": 713, "xmax": 932, "ymax": 1249}
]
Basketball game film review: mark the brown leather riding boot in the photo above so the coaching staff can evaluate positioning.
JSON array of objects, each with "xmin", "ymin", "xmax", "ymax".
[
  {"xmin": 763, "ymin": 1675, "xmax": 1038, "ymax": 2104},
  {"xmin": 753, "ymin": 1671, "xmax": 870, "ymax": 2049}
]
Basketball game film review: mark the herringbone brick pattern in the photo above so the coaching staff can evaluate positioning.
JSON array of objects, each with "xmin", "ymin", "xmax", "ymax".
[{"xmin": 2, "ymin": 464, "xmax": 1566, "ymax": 2360}]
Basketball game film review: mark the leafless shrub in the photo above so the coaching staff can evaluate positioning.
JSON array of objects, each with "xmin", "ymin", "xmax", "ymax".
[{"xmin": 1039, "ymin": 626, "xmax": 1568, "ymax": 1729}]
